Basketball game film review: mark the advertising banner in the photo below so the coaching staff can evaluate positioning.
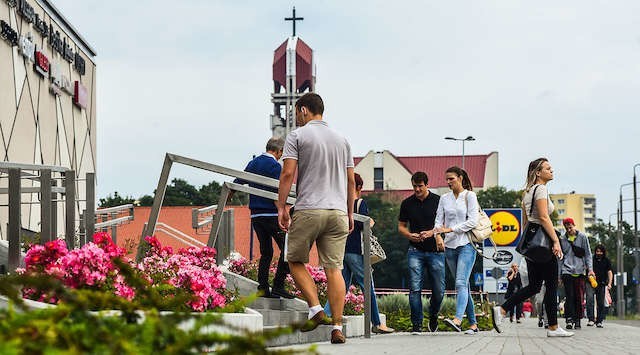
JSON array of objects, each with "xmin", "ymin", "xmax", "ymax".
[{"xmin": 482, "ymin": 208, "xmax": 523, "ymax": 293}]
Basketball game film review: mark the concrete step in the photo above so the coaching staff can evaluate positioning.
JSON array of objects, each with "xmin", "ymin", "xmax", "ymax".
[
  {"xmin": 249, "ymin": 296, "xmax": 308, "ymax": 312},
  {"xmin": 265, "ymin": 324, "xmax": 336, "ymax": 347},
  {"xmin": 256, "ymin": 309, "xmax": 308, "ymax": 327}
]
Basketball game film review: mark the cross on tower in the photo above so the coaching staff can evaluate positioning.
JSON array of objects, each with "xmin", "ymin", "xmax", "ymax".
[{"xmin": 284, "ymin": 7, "xmax": 304, "ymax": 36}]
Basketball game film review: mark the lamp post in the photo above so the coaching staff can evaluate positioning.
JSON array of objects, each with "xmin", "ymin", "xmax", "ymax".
[
  {"xmin": 618, "ymin": 182, "xmax": 635, "ymax": 317},
  {"xmin": 444, "ymin": 136, "xmax": 475, "ymax": 170},
  {"xmin": 634, "ymin": 164, "xmax": 640, "ymax": 315}
]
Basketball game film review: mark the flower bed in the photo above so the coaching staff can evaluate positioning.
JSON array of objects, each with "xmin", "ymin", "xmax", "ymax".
[
  {"xmin": 18, "ymin": 233, "xmax": 232, "ymax": 312},
  {"xmin": 224, "ymin": 252, "xmax": 364, "ymax": 315}
]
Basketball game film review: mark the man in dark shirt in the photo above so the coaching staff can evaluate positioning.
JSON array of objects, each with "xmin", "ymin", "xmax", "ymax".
[{"xmin": 398, "ymin": 172, "xmax": 443, "ymax": 334}]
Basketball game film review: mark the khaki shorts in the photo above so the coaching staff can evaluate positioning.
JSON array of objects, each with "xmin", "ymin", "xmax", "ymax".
[{"xmin": 286, "ymin": 209, "xmax": 349, "ymax": 269}]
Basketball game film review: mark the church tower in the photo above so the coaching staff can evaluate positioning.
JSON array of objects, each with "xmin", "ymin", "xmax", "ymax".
[{"xmin": 270, "ymin": 7, "xmax": 316, "ymax": 139}]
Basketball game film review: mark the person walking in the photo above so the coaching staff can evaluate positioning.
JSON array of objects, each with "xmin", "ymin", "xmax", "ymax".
[
  {"xmin": 276, "ymin": 93, "xmax": 355, "ymax": 344},
  {"xmin": 559, "ymin": 217, "xmax": 593, "ymax": 330},
  {"xmin": 433, "ymin": 166, "xmax": 479, "ymax": 335},
  {"xmin": 522, "ymin": 299, "xmax": 533, "ymax": 319},
  {"xmin": 235, "ymin": 137, "xmax": 294, "ymax": 299},
  {"xmin": 592, "ymin": 244, "xmax": 613, "ymax": 328},
  {"xmin": 323, "ymin": 173, "xmax": 394, "ymax": 334},
  {"xmin": 398, "ymin": 172, "xmax": 444, "ymax": 334},
  {"xmin": 505, "ymin": 263, "xmax": 523, "ymax": 323},
  {"xmin": 491, "ymin": 157, "xmax": 573, "ymax": 337}
]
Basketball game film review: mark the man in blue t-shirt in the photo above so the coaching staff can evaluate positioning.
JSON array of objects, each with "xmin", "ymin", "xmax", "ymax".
[{"xmin": 236, "ymin": 137, "xmax": 294, "ymax": 299}]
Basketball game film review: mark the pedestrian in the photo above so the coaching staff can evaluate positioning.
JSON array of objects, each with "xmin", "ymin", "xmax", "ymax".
[
  {"xmin": 398, "ymin": 172, "xmax": 444, "ymax": 334},
  {"xmin": 559, "ymin": 217, "xmax": 593, "ymax": 330},
  {"xmin": 491, "ymin": 157, "xmax": 573, "ymax": 337},
  {"xmin": 505, "ymin": 263, "xmax": 523, "ymax": 323},
  {"xmin": 592, "ymin": 244, "xmax": 613, "ymax": 328},
  {"xmin": 323, "ymin": 173, "xmax": 394, "ymax": 334},
  {"xmin": 276, "ymin": 93, "xmax": 355, "ymax": 344},
  {"xmin": 433, "ymin": 166, "xmax": 479, "ymax": 335},
  {"xmin": 234, "ymin": 137, "xmax": 294, "ymax": 299},
  {"xmin": 522, "ymin": 299, "xmax": 533, "ymax": 319}
]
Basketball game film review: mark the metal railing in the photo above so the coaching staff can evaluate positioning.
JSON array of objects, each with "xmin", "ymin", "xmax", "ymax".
[
  {"xmin": 143, "ymin": 153, "xmax": 376, "ymax": 338},
  {"xmin": 80, "ymin": 204, "xmax": 135, "ymax": 244},
  {"xmin": 0, "ymin": 162, "xmax": 84, "ymax": 272}
]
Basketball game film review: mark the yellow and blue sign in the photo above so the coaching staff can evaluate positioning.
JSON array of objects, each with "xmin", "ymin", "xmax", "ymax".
[{"xmin": 483, "ymin": 208, "xmax": 522, "ymax": 247}]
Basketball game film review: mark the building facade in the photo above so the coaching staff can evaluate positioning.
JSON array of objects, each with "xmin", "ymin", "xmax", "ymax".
[
  {"xmin": 354, "ymin": 150, "xmax": 499, "ymax": 198},
  {"xmin": 549, "ymin": 193, "xmax": 596, "ymax": 232},
  {"xmin": 1, "ymin": 0, "xmax": 96, "ymax": 238}
]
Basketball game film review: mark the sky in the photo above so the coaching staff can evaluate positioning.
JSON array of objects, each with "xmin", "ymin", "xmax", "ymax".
[{"xmin": 52, "ymin": 0, "xmax": 640, "ymax": 224}]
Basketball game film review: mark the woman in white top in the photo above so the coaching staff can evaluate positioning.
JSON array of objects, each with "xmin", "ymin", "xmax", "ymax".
[
  {"xmin": 491, "ymin": 158, "xmax": 573, "ymax": 337},
  {"xmin": 433, "ymin": 166, "xmax": 479, "ymax": 334}
]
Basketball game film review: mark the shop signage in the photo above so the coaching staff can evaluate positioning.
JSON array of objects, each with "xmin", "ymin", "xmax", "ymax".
[
  {"xmin": 34, "ymin": 47, "xmax": 49, "ymax": 77},
  {"xmin": 1, "ymin": 20, "xmax": 18, "ymax": 46},
  {"xmin": 18, "ymin": 33, "xmax": 35, "ymax": 62},
  {"xmin": 61, "ymin": 75, "xmax": 73, "ymax": 95},
  {"xmin": 73, "ymin": 81, "xmax": 87, "ymax": 109},
  {"xmin": 5, "ymin": 1, "xmax": 17, "ymax": 9},
  {"xmin": 17, "ymin": 0, "xmax": 35, "ymax": 24}
]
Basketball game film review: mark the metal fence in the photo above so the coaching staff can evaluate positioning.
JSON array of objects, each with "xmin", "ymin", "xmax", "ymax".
[{"xmin": 143, "ymin": 153, "xmax": 376, "ymax": 338}]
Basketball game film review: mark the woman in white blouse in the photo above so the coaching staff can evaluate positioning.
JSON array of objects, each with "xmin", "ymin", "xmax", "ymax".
[{"xmin": 434, "ymin": 166, "xmax": 479, "ymax": 334}]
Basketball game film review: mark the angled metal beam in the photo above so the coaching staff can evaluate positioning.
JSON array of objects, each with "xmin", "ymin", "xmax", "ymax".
[{"xmin": 138, "ymin": 154, "xmax": 173, "ymax": 260}]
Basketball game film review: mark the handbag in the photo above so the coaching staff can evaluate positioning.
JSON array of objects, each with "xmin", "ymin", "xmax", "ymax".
[
  {"xmin": 515, "ymin": 185, "xmax": 554, "ymax": 263},
  {"xmin": 356, "ymin": 199, "xmax": 387, "ymax": 264},
  {"xmin": 464, "ymin": 192, "xmax": 498, "ymax": 260}
]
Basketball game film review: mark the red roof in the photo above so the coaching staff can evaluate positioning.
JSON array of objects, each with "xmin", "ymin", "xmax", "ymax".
[
  {"xmin": 273, "ymin": 37, "xmax": 313, "ymax": 93},
  {"xmin": 114, "ymin": 206, "xmax": 320, "ymax": 265},
  {"xmin": 355, "ymin": 153, "xmax": 491, "ymax": 188},
  {"xmin": 395, "ymin": 154, "xmax": 488, "ymax": 188}
]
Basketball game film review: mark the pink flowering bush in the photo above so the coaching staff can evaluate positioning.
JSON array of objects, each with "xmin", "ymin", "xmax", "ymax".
[
  {"xmin": 224, "ymin": 253, "xmax": 364, "ymax": 315},
  {"xmin": 18, "ymin": 233, "xmax": 230, "ymax": 312}
]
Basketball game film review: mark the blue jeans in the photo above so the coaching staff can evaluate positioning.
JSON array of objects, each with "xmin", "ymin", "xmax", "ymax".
[
  {"xmin": 445, "ymin": 243, "xmax": 477, "ymax": 325},
  {"xmin": 323, "ymin": 253, "xmax": 382, "ymax": 326},
  {"xmin": 407, "ymin": 246, "xmax": 446, "ymax": 327}
]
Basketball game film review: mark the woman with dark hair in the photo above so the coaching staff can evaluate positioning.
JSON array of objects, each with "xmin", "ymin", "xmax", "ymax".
[
  {"xmin": 323, "ymin": 173, "xmax": 394, "ymax": 334},
  {"xmin": 491, "ymin": 158, "xmax": 573, "ymax": 337},
  {"xmin": 592, "ymin": 244, "xmax": 613, "ymax": 327},
  {"xmin": 433, "ymin": 166, "xmax": 479, "ymax": 334}
]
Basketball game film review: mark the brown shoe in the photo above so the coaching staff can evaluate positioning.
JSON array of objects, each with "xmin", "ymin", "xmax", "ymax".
[
  {"xmin": 331, "ymin": 329, "xmax": 346, "ymax": 344},
  {"xmin": 301, "ymin": 310, "xmax": 332, "ymax": 332}
]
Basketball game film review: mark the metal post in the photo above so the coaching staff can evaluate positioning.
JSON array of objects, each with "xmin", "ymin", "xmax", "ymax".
[
  {"xmin": 40, "ymin": 169, "xmax": 52, "ymax": 243},
  {"xmin": 633, "ymin": 165, "xmax": 639, "ymax": 315},
  {"xmin": 86, "ymin": 172, "xmax": 96, "ymax": 243},
  {"xmin": 51, "ymin": 180, "xmax": 57, "ymax": 240},
  {"xmin": 462, "ymin": 140, "xmax": 466, "ymax": 170},
  {"xmin": 138, "ymin": 154, "xmax": 173, "ymax": 260},
  {"xmin": 64, "ymin": 170, "xmax": 76, "ymax": 249},
  {"xmin": 111, "ymin": 212, "xmax": 118, "ymax": 244},
  {"xmin": 363, "ymin": 218, "xmax": 372, "ymax": 339},
  {"xmin": 215, "ymin": 209, "xmax": 234, "ymax": 265},
  {"xmin": 8, "ymin": 169, "xmax": 21, "ymax": 272},
  {"xmin": 208, "ymin": 184, "xmax": 231, "ymax": 247},
  {"xmin": 79, "ymin": 211, "xmax": 85, "ymax": 244},
  {"xmin": 618, "ymin": 201, "xmax": 625, "ymax": 318}
]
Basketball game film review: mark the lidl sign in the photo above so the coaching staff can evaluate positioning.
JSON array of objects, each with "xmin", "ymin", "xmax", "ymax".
[{"xmin": 483, "ymin": 208, "xmax": 522, "ymax": 247}]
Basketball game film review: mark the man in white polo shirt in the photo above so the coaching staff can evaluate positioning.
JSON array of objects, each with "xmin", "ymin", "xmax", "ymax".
[{"xmin": 276, "ymin": 93, "xmax": 355, "ymax": 344}]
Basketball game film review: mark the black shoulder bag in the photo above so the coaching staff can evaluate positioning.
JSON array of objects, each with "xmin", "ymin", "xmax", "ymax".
[{"xmin": 515, "ymin": 185, "xmax": 554, "ymax": 263}]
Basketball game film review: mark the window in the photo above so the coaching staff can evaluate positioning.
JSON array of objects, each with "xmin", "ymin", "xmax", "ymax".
[
  {"xmin": 557, "ymin": 199, "xmax": 565, "ymax": 205},
  {"xmin": 558, "ymin": 209, "xmax": 565, "ymax": 215},
  {"xmin": 374, "ymin": 168, "xmax": 384, "ymax": 190}
]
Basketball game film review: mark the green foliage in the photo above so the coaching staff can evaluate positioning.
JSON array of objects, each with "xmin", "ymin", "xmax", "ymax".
[
  {"xmin": 365, "ymin": 193, "xmax": 407, "ymax": 288},
  {"xmin": 477, "ymin": 186, "xmax": 523, "ymax": 209},
  {"xmin": 0, "ymin": 262, "xmax": 315, "ymax": 354},
  {"xmin": 377, "ymin": 294, "xmax": 492, "ymax": 331},
  {"xmin": 99, "ymin": 192, "xmax": 136, "ymax": 208}
]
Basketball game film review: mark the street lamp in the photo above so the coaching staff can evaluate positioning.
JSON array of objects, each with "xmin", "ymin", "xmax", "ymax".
[
  {"xmin": 444, "ymin": 136, "xmax": 475, "ymax": 170},
  {"xmin": 617, "ymin": 182, "xmax": 635, "ymax": 317},
  {"xmin": 633, "ymin": 164, "xmax": 640, "ymax": 315}
]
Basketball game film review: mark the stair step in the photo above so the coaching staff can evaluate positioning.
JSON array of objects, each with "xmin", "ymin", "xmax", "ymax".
[
  {"xmin": 256, "ymin": 309, "xmax": 308, "ymax": 327},
  {"xmin": 265, "ymin": 325, "xmax": 335, "ymax": 347},
  {"xmin": 249, "ymin": 297, "xmax": 309, "ymax": 312}
]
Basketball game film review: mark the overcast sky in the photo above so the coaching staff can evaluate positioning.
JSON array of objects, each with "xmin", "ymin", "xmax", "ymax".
[{"xmin": 53, "ymin": 0, "xmax": 640, "ymax": 224}]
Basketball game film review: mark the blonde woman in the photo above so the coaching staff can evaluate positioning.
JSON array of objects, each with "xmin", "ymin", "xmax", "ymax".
[{"xmin": 491, "ymin": 158, "xmax": 573, "ymax": 337}]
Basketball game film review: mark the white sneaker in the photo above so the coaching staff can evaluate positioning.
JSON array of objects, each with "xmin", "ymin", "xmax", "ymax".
[
  {"xmin": 547, "ymin": 327, "xmax": 574, "ymax": 337},
  {"xmin": 491, "ymin": 306, "xmax": 503, "ymax": 333}
]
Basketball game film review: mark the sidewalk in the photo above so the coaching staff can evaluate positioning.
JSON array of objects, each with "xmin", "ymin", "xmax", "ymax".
[{"xmin": 278, "ymin": 318, "xmax": 640, "ymax": 354}]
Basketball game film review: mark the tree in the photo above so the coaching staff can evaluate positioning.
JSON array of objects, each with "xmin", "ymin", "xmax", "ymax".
[
  {"xmin": 477, "ymin": 186, "xmax": 522, "ymax": 209},
  {"xmin": 163, "ymin": 178, "xmax": 199, "ymax": 206},
  {"xmin": 99, "ymin": 192, "xmax": 135, "ymax": 208},
  {"xmin": 138, "ymin": 195, "xmax": 154, "ymax": 206}
]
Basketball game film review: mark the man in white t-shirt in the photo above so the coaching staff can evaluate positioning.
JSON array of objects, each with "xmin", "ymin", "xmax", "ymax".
[{"xmin": 276, "ymin": 93, "xmax": 355, "ymax": 344}]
